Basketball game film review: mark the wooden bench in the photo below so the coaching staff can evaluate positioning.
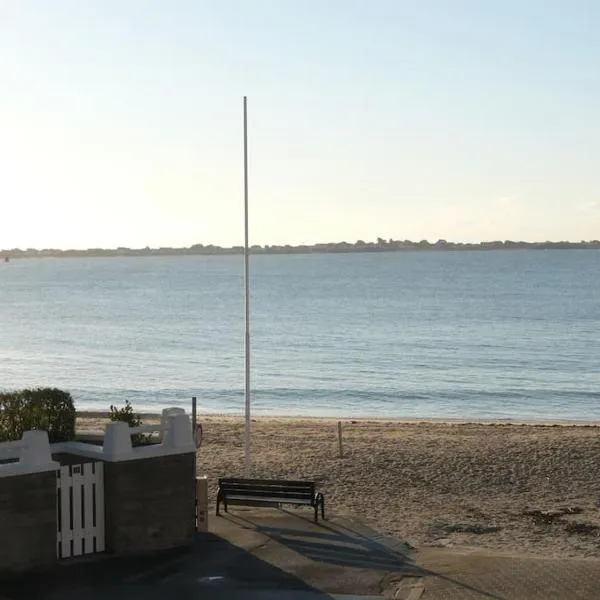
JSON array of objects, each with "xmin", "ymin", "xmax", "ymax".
[{"xmin": 216, "ymin": 478, "xmax": 325, "ymax": 522}]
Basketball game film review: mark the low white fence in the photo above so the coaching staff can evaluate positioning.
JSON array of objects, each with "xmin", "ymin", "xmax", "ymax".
[
  {"xmin": 0, "ymin": 430, "xmax": 59, "ymax": 477},
  {"xmin": 0, "ymin": 408, "xmax": 195, "ymax": 477},
  {"xmin": 0, "ymin": 438, "xmax": 25, "ymax": 460}
]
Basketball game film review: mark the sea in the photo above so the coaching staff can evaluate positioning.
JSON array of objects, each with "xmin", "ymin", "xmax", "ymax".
[{"xmin": 1, "ymin": 250, "xmax": 599, "ymax": 422}]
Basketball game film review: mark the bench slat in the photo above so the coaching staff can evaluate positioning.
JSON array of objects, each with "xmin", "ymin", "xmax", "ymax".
[
  {"xmin": 220, "ymin": 484, "xmax": 314, "ymax": 492},
  {"xmin": 226, "ymin": 495, "xmax": 313, "ymax": 505},
  {"xmin": 220, "ymin": 481, "xmax": 313, "ymax": 488},
  {"xmin": 221, "ymin": 489, "xmax": 313, "ymax": 497},
  {"xmin": 220, "ymin": 484, "xmax": 314, "ymax": 493},
  {"xmin": 219, "ymin": 478, "xmax": 315, "ymax": 488},
  {"xmin": 219, "ymin": 483, "xmax": 313, "ymax": 492},
  {"xmin": 220, "ymin": 485, "xmax": 314, "ymax": 494},
  {"xmin": 223, "ymin": 490, "xmax": 314, "ymax": 502}
]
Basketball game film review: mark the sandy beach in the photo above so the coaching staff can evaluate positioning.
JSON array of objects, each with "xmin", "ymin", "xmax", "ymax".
[{"xmin": 77, "ymin": 414, "xmax": 600, "ymax": 558}]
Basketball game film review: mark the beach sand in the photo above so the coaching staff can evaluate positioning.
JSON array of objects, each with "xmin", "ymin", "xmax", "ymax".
[{"xmin": 77, "ymin": 414, "xmax": 600, "ymax": 558}]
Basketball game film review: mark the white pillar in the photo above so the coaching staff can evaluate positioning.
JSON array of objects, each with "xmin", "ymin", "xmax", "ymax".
[
  {"xmin": 103, "ymin": 421, "xmax": 133, "ymax": 460},
  {"xmin": 159, "ymin": 407, "xmax": 187, "ymax": 443},
  {"xmin": 166, "ymin": 413, "xmax": 194, "ymax": 450},
  {"xmin": 20, "ymin": 430, "xmax": 52, "ymax": 466}
]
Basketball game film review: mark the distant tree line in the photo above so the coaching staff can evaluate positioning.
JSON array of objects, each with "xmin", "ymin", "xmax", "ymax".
[{"xmin": 3, "ymin": 238, "xmax": 600, "ymax": 259}]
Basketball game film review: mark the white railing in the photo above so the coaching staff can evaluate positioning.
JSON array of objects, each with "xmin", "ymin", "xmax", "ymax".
[
  {"xmin": 0, "ymin": 439, "xmax": 26, "ymax": 460},
  {"xmin": 53, "ymin": 408, "xmax": 195, "ymax": 462},
  {"xmin": 0, "ymin": 407, "xmax": 195, "ymax": 476},
  {"xmin": 0, "ymin": 430, "xmax": 59, "ymax": 478}
]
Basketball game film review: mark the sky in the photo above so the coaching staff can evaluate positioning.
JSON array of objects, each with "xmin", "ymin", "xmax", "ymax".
[{"xmin": 1, "ymin": 1, "xmax": 599, "ymax": 250}]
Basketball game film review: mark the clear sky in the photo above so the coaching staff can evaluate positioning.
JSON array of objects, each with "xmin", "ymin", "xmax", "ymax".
[{"xmin": 1, "ymin": 1, "xmax": 599, "ymax": 249}]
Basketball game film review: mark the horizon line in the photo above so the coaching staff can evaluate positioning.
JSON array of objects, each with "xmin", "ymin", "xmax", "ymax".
[{"xmin": 3, "ymin": 238, "xmax": 600, "ymax": 256}]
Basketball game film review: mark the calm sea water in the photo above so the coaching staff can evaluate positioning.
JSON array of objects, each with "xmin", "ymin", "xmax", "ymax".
[{"xmin": 1, "ymin": 251, "xmax": 599, "ymax": 421}]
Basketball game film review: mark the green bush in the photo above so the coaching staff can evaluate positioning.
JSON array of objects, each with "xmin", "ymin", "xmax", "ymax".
[
  {"xmin": 108, "ymin": 399, "xmax": 142, "ymax": 428},
  {"xmin": 109, "ymin": 400, "xmax": 152, "ymax": 446},
  {"xmin": 0, "ymin": 387, "xmax": 76, "ymax": 443}
]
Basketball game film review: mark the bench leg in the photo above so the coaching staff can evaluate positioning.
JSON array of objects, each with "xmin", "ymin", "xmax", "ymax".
[
  {"xmin": 216, "ymin": 490, "xmax": 221, "ymax": 516},
  {"xmin": 320, "ymin": 494, "xmax": 325, "ymax": 520}
]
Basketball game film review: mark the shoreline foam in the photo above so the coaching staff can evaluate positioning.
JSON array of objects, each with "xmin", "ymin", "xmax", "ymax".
[{"xmin": 76, "ymin": 410, "xmax": 600, "ymax": 428}]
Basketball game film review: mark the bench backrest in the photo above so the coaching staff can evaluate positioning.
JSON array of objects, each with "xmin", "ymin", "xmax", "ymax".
[{"xmin": 218, "ymin": 478, "xmax": 315, "ymax": 500}]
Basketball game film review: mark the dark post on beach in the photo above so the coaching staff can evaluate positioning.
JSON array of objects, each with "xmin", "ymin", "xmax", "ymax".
[{"xmin": 192, "ymin": 396, "xmax": 197, "ymax": 468}]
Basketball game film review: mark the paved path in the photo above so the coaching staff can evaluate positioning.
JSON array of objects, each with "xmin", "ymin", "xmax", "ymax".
[
  {"xmin": 2, "ymin": 508, "xmax": 600, "ymax": 598},
  {"xmin": 415, "ymin": 547, "xmax": 600, "ymax": 599},
  {"xmin": 210, "ymin": 509, "xmax": 600, "ymax": 599}
]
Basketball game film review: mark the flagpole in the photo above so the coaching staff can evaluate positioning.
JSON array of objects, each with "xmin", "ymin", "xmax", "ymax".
[{"xmin": 243, "ymin": 96, "xmax": 251, "ymax": 475}]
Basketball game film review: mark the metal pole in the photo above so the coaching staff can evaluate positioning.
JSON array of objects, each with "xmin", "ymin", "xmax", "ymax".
[
  {"xmin": 243, "ymin": 96, "xmax": 251, "ymax": 475},
  {"xmin": 192, "ymin": 396, "xmax": 197, "ymax": 451},
  {"xmin": 192, "ymin": 396, "xmax": 198, "ymax": 529}
]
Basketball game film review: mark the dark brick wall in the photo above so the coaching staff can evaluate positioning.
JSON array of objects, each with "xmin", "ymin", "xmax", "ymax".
[
  {"xmin": 0, "ymin": 470, "xmax": 57, "ymax": 574},
  {"xmin": 103, "ymin": 453, "xmax": 195, "ymax": 556}
]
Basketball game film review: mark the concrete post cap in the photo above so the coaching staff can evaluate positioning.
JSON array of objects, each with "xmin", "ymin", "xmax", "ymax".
[
  {"xmin": 166, "ymin": 413, "xmax": 194, "ymax": 449},
  {"xmin": 104, "ymin": 421, "xmax": 133, "ymax": 459},
  {"xmin": 20, "ymin": 430, "xmax": 53, "ymax": 466},
  {"xmin": 161, "ymin": 407, "xmax": 189, "ymax": 444}
]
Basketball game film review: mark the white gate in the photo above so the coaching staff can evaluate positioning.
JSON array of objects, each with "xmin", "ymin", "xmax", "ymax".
[{"xmin": 56, "ymin": 462, "xmax": 105, "ymax": 558}]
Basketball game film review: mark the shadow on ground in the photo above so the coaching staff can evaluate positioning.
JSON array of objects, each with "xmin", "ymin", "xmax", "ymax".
[
  {"xmin": 221, "ymin": 510, "xmax": 509, "ymax": 600},
  {"xmin": 1, "ymin": 534, "xmax": 333, "ymax": 600},
  {"xmin": 5, "ymin": 507, "xmax": 575, "ymax": 599},
  {"xmin": 252, "ymin": 520, "xmax": 411, "ymax": 571}
]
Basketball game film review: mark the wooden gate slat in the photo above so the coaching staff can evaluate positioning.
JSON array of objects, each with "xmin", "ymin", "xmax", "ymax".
[
  {"xmin": 83, "ymin": 463, "xmax": 95, "ymax": 554},
  {"xmin": 59, "ymin": 466, "xmax": 72, "ymax": 558},
  {"xmin": 56, "ymin": 476, "xmax": 61, "ymax": 558},
  {"xmin": 95, "ymin": 462, "xmax": 105, "ymax": 552},
  {"xmin": 57, "ymin": 461, "xmax": 104, "ymax": 559},
  {"xmin": 72, "ymin": 466, "xmax": 83, "ymax": 556}
]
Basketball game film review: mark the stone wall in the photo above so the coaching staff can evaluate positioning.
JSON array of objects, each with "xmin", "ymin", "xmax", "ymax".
[
  {"xmin": 0, "ymin": 470, "xmax": 57, "ymax": 574},
  {"xmin": 103, "ymin": 452, "xmax": 195, "ymax": 555}
]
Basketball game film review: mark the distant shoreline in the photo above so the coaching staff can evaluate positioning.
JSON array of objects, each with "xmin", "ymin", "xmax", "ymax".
[
  {"xmin": 3, "ymin": 239, "xmax": 600, "ymax": 259},
  {"xmin": 76, "ymin": 410, "xmax": 600, "ymax": 428}
]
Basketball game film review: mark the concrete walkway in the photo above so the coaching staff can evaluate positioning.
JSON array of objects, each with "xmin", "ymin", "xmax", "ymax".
[
  {"xmin": 211, "ymin": 509, "xmax": 600, "ymax": 599},
  {"xmin": 415, "ymin": 547, "xmax": 600, "ymax": 599},
  {"xmin": 3, "ymin": 508, "xmax": 600, "ymax": 598}
]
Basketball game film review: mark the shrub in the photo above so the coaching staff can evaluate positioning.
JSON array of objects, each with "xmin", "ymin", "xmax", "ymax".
[
  {"xmin": 0, "ymin": 388, "xmax": 76, "ymax": 443},
  {"xmin": 108, "ymin": 400, "xmax": 142, "ymax": 428},
  {"xmin": 108, "ymin": 400, "xmax": 152, "ymax": 446}
]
